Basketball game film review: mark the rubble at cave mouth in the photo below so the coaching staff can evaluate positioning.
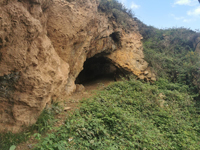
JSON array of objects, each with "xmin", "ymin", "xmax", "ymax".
[{"xmin": 75, "ymin": 56, "xmax": 124, "ymax": 85}]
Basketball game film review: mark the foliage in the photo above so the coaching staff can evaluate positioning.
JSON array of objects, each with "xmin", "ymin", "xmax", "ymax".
[
  {"xmin": 98, "ymin": 0, "xmax": 134, "ymax": 17},
  {"xmin": 32, "ymin": 102, "xmax": 62, "ymax": 133},
  {"xmin": 98, "ymin": 0, "xmax": 135, "ymax": 29},
  {"xmin": 0, "ymin": 103, "xmax": 61, "ymax": 150},
  {"xmin": 34, "ymin": 79, "xmax": 200, "ymax": 150},
  {"xmin": 137, "ymin": 24, "xmax": 200, "ymax": 95},
  {"xmin": 9, "ymin": 145, "xmax": 16, "ymax": 150}
]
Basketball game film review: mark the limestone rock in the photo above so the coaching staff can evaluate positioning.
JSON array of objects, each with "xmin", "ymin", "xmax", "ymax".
[
  {"xmin": 75, "ymin": 84, "xmax": 85, "ymax": 93},
  {"xmin": 0, "ymin": 0, "xmax": 155, "ymax": 132}
]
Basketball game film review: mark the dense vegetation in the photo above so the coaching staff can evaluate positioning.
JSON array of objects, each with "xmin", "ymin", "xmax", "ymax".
[
  {"xmin": 34, "ymin": 79, "xmax": 200, "ymax": 150},
  {"xmin": 2, "ymin": 78, "xmax": 199, "ymax": 150},
  {"xmin": 136, "ymin": 21, "xmax": 200, "ymax": 96}
]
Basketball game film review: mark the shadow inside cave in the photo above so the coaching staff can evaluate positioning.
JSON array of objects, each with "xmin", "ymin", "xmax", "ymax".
[{"xmin": 75, "ymin": 56, "xmax": 125, "ymax": 87}]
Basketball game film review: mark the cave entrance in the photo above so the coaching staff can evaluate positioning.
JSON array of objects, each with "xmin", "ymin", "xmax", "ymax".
[{"xmin": 75, "ymin": 56, "xmax": 124, "ymax": 86}]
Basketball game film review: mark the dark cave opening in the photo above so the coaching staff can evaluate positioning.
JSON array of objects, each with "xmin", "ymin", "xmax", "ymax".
[{"xmin": 75, "ymin": 56, "xmax": 124, "ymax": 85}]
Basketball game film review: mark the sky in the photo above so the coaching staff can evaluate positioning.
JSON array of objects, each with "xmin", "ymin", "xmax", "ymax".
[{"xmin": 118, "ymin": 0, "xmax": 200, "ymax": 31}]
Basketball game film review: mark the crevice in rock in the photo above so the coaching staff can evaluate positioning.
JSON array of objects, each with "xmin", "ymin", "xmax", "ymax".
[
  {"xmin": 0, "ymin": 72, "xmax": 20, "ymax": 99},
  {"xmin": 109, "ymin": 31, "xmax": 121, "ymax": 47},
  {"xmin": 75, "ymin": 55, "xmax": 125, "ymax": 85},
  {"xmin": 0, "ymin": 52, "xmax": 2, "ymax": 62},
  {"xmin": 0, "ymin": 38, "xmax": 3, "ymax": 49}
]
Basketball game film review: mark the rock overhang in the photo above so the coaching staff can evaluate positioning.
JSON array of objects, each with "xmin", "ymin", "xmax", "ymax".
[{"xmin": 0, "ymin": 0, "xmax": 155, "ymax": 132}]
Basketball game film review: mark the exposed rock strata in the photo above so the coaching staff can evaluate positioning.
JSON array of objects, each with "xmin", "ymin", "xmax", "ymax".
[{"xmin": 0, "ymin": 0, "xmax": 155, "ymax": 132}]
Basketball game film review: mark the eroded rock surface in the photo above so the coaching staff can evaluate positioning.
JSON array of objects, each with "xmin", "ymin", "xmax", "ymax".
[{"xmin": 0, "ymin": 0, "xmax": 155, "ymax": 132}]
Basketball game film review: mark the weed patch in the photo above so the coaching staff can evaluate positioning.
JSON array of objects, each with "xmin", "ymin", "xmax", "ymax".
[{"xmin": 0, "ymin": 102, "xmax": 61, "ymax": 150}]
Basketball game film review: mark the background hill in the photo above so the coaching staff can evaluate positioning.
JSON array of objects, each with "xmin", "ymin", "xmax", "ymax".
[{"xmin": 136, "ymin": 19, "xmax": 200, "ymax": 98}]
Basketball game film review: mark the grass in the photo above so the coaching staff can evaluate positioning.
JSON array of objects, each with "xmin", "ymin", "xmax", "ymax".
[{"xmin": 33, "ymin": 78, "xmax": 200, "ymax": 150}]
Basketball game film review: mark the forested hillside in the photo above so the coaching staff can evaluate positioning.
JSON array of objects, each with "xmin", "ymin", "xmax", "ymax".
[{"xmin": 137, "ymin": 20, "xmax": 200, "ymax": 98}]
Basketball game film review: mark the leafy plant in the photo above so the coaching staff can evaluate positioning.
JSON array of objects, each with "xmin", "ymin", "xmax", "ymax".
[
  {"xmin": 0, "ymin": 102, "xmax": 62, "ymax": 150},
  {"xmin": 34, "ymin": 79, "xmax": 200, "ymax": 150},
  {"xmin": 32, "ymin": 102, "xmax": 62, "ymax": 133},
  {"xmin": 9, "ymin": 145, "xmax": 16, "ymax": 150}
]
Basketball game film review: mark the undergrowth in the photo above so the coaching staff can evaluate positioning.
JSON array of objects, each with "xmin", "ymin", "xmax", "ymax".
[
  {"xmin": 34, "ymin": 78, "xmax": 200, "ymax": 150},
  {"xmin": 0, "ymin": 102, "xmax": 62, "ymax": 150},
  {"xmin": 136, "ymin": 23, "xmax": 200, "ymax": 95}
]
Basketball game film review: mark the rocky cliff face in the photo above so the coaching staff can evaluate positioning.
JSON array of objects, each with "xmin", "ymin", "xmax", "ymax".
[{"xmin": 0, "ymin": 0, "xmax": 155, "ymax": 132}]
